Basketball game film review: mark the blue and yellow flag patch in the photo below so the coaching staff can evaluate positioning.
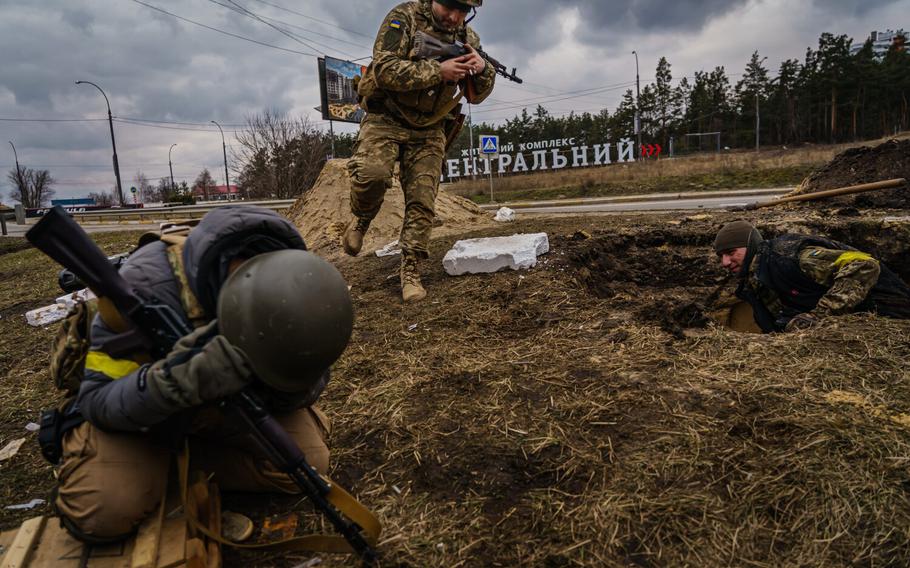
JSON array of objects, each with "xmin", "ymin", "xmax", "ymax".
[{"xmin": 389, "ymin": 19, "xmax": 402, "ymax": 29}]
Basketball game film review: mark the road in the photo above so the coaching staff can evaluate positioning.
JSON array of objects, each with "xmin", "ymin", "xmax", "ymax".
[{"xmin": 1, "ymin": 188, "xmax": 790, "ymax": 237}]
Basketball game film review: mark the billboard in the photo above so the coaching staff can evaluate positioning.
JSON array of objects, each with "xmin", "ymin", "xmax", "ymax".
[{"xmin": 318, "ymin": 56, "xmax": 367, "ymax": 124}]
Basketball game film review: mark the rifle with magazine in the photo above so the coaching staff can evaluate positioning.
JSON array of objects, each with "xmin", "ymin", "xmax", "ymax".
[
  {"xmin": 26, "ymin": 206, "xmax": 379, "ymax": 565},
  {"xmin": 414, "ymin": 30, "xmax": 523, "ymax": 84}
]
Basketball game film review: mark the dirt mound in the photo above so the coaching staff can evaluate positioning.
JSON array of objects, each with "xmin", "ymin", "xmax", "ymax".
[
  {"xmin": 286, "ymin": 159, "xmax": 493, "ymax": 256},
  {"xmin": 791, "ymin": 139, "xmax": 910, "ymax": 208}
]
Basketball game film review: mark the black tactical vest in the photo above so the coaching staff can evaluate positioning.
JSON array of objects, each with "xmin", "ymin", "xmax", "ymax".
[{"xmin": 736, "ymin": 234, "xmax": 910, "ymax": 332}]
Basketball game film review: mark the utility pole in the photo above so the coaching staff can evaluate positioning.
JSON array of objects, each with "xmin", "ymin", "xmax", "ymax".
[
  {"xmin": 755, "ymin": 92, "xmax": 760, "ymax": 152},
  {"xmin": 755, "ymin": 56, "xmax": 768, "ymax": 152},
  {"xmin": 632, "ymin": 51, "xmax": 642, "ymax": 160},
  {"xmin": 76, "ymin": 81, "xmax": 124, "ymax": 206},
  {"xmin": 169, "ymin": 144, "xmax": 177, "ymax": 195},
  {"xmin": 211, "ymin": 121, "xmax": 232, "ymax": 200}
]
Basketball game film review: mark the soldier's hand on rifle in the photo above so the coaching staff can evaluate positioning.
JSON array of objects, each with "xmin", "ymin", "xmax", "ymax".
[
  {"xmin": 462, "ymin": 44, "xmax": 486, "ymax": 76},
  {"xmin": 146, "ymin": 320, "xmax": 255, "ymax": 411},
  {"xmin": 440, "ymin": 56, "xmax": 473, "ymax": 83}
]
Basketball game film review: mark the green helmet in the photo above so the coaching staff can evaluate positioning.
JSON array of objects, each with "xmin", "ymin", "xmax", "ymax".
[
  {"xmin": 217, "ymin": 249, "xmax": 354, "ymax": 393},
  {"xmin": 436, "ymin": 0, "xmax": 482, "ymax": 10}
]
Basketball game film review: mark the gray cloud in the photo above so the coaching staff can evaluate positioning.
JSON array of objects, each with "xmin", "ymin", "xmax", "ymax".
[
  {"xmin": 0, "ymin": 0, "xmax": 904, "ymax": 199},
  {"xmin": 811, "ymin": 0, "xmax": 903, "ymax": 18}
]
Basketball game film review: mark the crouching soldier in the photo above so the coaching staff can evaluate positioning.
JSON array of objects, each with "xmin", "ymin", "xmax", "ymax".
[
  {"xmin": 50, "ymin": 206, "xmax": 354, "ymax": 543},
  {"xmin": 714, "ymin": 220, "xmax": 910, "ymax": 333}
]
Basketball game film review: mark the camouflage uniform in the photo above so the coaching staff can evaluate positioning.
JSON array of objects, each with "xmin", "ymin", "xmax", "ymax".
[
  {"xmin": 737, "ymin": 233, "xmax": 910, "ymax": 332},
  {"xmin": 347, "ymin": 0, "xmax": 495, "ymax": 259}
]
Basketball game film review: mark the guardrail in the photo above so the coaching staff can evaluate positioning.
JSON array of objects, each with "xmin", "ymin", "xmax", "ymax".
[{"xmin": 69, "ymin": 199, "xmax": 297, "ymax": 223}]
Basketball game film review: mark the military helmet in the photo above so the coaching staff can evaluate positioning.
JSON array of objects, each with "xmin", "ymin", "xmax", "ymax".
[
  {"xmin": 435, "ymin": 0, "xmax": 482, "ymax": 11},
  {"xmin": 217, "ymin": 249, "xmax": 354, "ymax": 393}
]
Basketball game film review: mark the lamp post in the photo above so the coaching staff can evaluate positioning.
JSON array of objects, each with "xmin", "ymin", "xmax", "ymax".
[
  {"xmin": 168, "ymin": 143, "xmax": 177, "ymax": 194},
  {"xmin": 210, "ymin": 120, "xmax": 231, "ymax": 200},
  {"xmin": 632, "ymin": 51, "xmax": 641, "ymax": 159},
  {"xmin": 75, "ymin": 80, "xmax": 124, "ymax": 205},
  {"xmin": 8, "ymin": 141, "xmax": 23, "ymax": 191}
]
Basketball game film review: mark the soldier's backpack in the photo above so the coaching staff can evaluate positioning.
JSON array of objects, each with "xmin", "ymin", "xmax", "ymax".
[{"xmin": 41, "ymin": 222, "xmax": 200, "ymax": 463}]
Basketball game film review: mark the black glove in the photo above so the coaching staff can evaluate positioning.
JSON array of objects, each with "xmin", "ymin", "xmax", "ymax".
[{"xmin": 147, "ymin": 320, "xmax": 254, "ymax": 411}]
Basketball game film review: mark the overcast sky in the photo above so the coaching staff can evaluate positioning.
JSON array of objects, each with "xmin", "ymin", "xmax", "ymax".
[{"xmin": 0, "ymin": 0, "xmax": 905, "ymax": 200}]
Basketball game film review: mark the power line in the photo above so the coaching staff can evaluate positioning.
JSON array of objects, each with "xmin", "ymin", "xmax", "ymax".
[
  {"xmin": 211, "ymin": 0, "xmax": 329, "ymax": 56},
  {"xmin": 245, "ymin": 0, "xmax": 373, "ymax": 39},
  {"xmin": 207, "ymin": 0, "xmax": 370, "ymax": 56},
  {"xmin": 128, "ymin": 0, "xmax": 319, "ymax": 57},
  {"xmin": 479, "ymin": 80, "xmax": 638, "ymax": 112},
  {"xmin": 473, "ymin": 82, "xmax": 639, "ymax": 115},
  {"xmin": 243, "ymin": 9, "xmax": 371, "ymax": 50}
]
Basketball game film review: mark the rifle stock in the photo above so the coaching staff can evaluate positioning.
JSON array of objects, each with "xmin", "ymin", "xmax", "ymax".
[{"xmin": 26, "ymin": 206, "xmax": 378, "ymax": 564}]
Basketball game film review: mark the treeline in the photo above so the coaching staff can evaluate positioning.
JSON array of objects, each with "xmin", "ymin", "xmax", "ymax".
[{"xmin": 447, "ymin": 31, "xmax": 910, "ymax": 157}]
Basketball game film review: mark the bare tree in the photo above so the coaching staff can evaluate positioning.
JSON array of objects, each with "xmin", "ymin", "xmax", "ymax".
[
  {"xmin": 88, "ymin": 189, "xmax": 116, "ymax": 207},
  {"xmin": 234, "ymin": 110, "xmax": 330, "ymax": 199},
  {"xmin": 7, "ymin": 167, "xmax": 56, "ymax": 208},
  {"xmin": 193, "ymin": 168, "xmax": 216, "ymax": 201},
  {"xmin": 134, "ymin": 170, "xmax": 158, "ymax": 203}
]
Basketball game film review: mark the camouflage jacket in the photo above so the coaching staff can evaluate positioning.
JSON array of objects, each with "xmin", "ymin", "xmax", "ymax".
[
  {"xmin": 359, "ymin": 0, "xmax": 495, "ymax": 128},
  {"xmin": 738, "ymin": 234, "xmax": 886, "ymax": 332}
]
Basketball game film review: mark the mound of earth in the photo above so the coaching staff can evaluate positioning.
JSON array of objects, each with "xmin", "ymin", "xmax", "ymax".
[
  {"xmin": 790, "ymin": 138, "xmax": 910, "ymax": 208},
  {"xmin": 286, "ymin": 159, "xmax": 493, "ymax": 257}
]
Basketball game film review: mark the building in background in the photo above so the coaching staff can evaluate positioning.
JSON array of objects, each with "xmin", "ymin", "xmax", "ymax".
[
  {"xmin": 850, "ymin": 29, "xmax": 907, "ymax": 59},
  {"xmin": 192, "ymin": 184, "xmax": 240, "ymax": 201},
  {"xmin": 51, "ymin": 197, "xmax": 96, "ymax": 207}
]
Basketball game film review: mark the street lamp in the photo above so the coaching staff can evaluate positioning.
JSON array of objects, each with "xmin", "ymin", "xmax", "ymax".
[
  {"xmin": 169, "ymin": 143, "xmax": 177, "ymax": 194},
  {"xmin": 75, "ymin": 80, "xmax": 124, "ymax": 205},
  {"xmin": 8, "ymin": 141, "xmax": 23, "ymax": 191},
  {"xmin": 632, "ymin": 51, "xmax": 642, "ymax": 159},
  {"xmin": 210, "ymin": 120, "xmax": 231, "ymax": 201}
]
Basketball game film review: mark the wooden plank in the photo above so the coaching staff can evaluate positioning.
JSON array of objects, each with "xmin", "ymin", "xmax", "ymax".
[
  {"xmin": 184, "ymin": 539, "xmax": 206, "ymax": 568},
  {"xmin": 0, "ymin": 530, "xmax": 17, "ymax": 557},
  {"xmin": 27, "ymin": 521, "xmax": 130, "ymax": 568},
  {"xmin": 155, "ymin": 495, "xmax": 188, "ymax": 568},
  {"xmin": 205, "ymin": 483, "xmax": 221, "ymax": 568},
  {"xmin": 131, "ymin": 496, "xmax": 167, "ymax": 568},
  {"xmin": 1, "ymin": 516, "xmax": 46, "ymax": 568}
]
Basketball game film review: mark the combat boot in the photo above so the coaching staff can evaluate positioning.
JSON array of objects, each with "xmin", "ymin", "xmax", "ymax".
[
  {"xmin": 400, "ymin": 253, "xmax": 426, "ymax": 303},
  {"xmin": 342, "ymin": 217, "xmax": 370, "ymax": 256}
]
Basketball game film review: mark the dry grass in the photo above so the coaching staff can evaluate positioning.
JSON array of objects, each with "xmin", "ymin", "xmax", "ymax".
[{"xmin": 0, "ymin": 231, "xmax": 142, "ymax": 530}]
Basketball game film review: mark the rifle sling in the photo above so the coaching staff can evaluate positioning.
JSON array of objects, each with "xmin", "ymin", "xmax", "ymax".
[{"xmin": 178, "ymin": 442, "xmax": 381, "ymax": 555}]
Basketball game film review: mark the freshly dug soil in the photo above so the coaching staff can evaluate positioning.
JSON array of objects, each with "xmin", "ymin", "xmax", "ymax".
[
  {"xmin": 791, "ymin": 138, "xmax": 910, "ymax": 208},
  {"xmin": 286, "ymin": 159, "xmax": 493, "ymax": 258}
]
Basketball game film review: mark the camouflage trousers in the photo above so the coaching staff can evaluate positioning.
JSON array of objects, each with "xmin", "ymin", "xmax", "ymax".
[{"xmin": 347, "ymin": 112, "xmax": 446, "ymax": 258}]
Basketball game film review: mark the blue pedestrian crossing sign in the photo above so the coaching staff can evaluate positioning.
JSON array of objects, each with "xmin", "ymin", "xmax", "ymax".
[{"xmin": 480, "ymin": 135, "xmax": 499, "ymax": 155}]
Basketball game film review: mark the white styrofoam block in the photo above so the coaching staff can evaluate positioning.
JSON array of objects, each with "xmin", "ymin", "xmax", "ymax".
[
  {"xmin": 56, "ymin": 289, "xmax": 96, "ymax": 311},
  {"xmin": 26, "ymin": 289, "xmax": 96, "ymax": 327},
  {"xmin": 25, "ymin": 304, "xmax": 69, "ymax": 327},
  {"xmin": 494, "ymin": 207, "xmax": 516, "ymax": 222},
  {"xmin": 443, "ymin": 233, "xmax": 549, "ymax": 276}
]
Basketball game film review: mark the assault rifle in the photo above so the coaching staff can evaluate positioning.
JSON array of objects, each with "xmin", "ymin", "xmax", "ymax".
[
  {"xmin": 26, "ymin": 206, "xmax": 378, "ymax": 565},
  {"xmin": 414, "ymin": 30, "xmax": 523, "ymax": 84}
]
